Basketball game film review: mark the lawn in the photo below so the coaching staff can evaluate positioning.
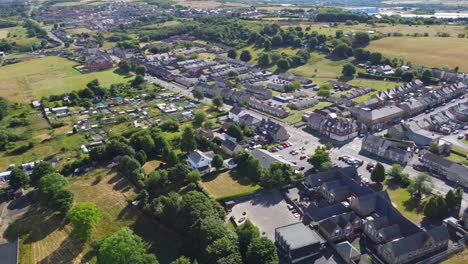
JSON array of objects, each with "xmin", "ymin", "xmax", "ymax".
[
  {"xmin": 16, "ymin": 168, "xmax": 184, "ymax": 264},
  {"xmin": 0, "ymin": 56, "xmax": 129, "ymax": 103},
  {"xmin": 288, "ymin": 53, "xmax": 348, "ymax": 82},
  {"xmin": 143, "ymin": 160, "xmax": 162, "ymax": 174},
  {"xmin": 447, "ymin": 152, "xmax": 468, "ymax": 166},
  {"xmin": 367, "ymin": 37, "xmax": 468, "ymax": 71},
  {"xmin": 200, "ymin": 170, "xmax": 261, "ymax": 199},
  {"xmin": 348, "ymin": 79, "xmax": 401, "ymax": 92},
  {"xmin": 443, "ymin": 247, "xmax": 468, "ymax": 264},
  {"xmin": 282, "ymin": 101, "xmax": 333, "ymax": 124},
  {"xmin": 386, "ymin": 187, "xmax": 427, "ymax": 224}
]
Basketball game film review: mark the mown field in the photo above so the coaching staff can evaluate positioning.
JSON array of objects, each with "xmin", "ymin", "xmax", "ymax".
[
  {"xmin": 17, "ymin": 168, "xmax": 184, "ymax": 264},
  {"xmin": 0, "ymin": 56, "xmax": 130, "ymax": 103},
  {"xmin": 367, "ymin": 37, "xmax": 468, "ymax": 71},
  {"xmin": 200, "ymin": 170, "xmax": 261, "ymax": 199},
  {"xmin": 0, "ymin": 26, "xmax": 42, "ymax": 48}
]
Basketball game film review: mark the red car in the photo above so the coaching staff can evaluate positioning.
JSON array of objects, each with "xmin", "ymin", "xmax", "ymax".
[{"xmin": 282, "ymin": 143, "xmax": 288, "ymax": 148}]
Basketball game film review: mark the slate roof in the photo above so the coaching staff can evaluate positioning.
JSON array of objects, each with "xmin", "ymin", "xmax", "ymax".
[
  {"xmin": 222, "ymin": 139, "xmax": 240, "ymax": 152},
  {"xmin": 319, "ymin": 212, "xmax": 360, "ymax": 234},
  {"xmin": 188, "ymin": 150, "xmax": 215, "ymax": 163},
  {"xmin": 0, "ymin": 241, "xmax": 18, "ymax": 264},
  {"xmin": 276, "ymin": 222, "xmax": 325, "ymax": 250},
  {"xmin": 251, "ymin": 148, "xmax": 295, "ymax": 169},
  {"xmin": 336, "ymin": 241, "xmax": 361, "ymax": 260},
  {"xmin": 230, "ymin": 106, "xmax": 243, "ymax": 115}
]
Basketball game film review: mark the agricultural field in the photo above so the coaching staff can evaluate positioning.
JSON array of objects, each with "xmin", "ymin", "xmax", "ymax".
[
  {"xmin": 16, "ymin": 168, "xmax": 184, "ymax": 264},
  {"xmin": 367, "ymin": 37, "xmax": 468, "ymax": 71},
  {"xmin": 200, "ymin": 170, "xmax": 261, "ymax": 199},
  {"xmin": 0, "ymin": 56, "xmax": 129, "ymax": 103},
  {"xmin": 175, "ymin": 0, "xmax": 249, "ymax": 8}
]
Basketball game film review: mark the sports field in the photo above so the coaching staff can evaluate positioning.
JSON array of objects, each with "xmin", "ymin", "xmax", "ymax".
[
  {"xmin": 0, "ymin": 56, "xmax": 129, "ymax": 103},
  {"xmin": 367, "ymin": 37, "xmax": 468, "ymax": 71}
]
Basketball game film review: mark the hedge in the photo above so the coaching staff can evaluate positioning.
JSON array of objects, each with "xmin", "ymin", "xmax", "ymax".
[{"xmin": 357, "ymin": 72, "xmax": 401, "ymax": 82}]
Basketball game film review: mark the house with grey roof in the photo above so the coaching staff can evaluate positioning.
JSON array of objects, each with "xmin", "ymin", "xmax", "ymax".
[
  {"xmin": 351, "ymin": 105, "xmax": 404, "ymax": 131},
  {"xmin": 420, "ymin": 151, "xmax": 468, "ymax": 188},
  {"xmin": 251, "ymin": 148, "xmax": 296, "ymax": 169},
  {"xmin": 318, "ymin": 212, "xmax": 362, "ymax": 242},
  {"xmin": 220, "ymin": 138, "xmax": 243, "ymax": 155},
  {"xmin": 377, "ymin": 225, "xmax": 449, "ymax": 264},
  {"xmin": 335, "ymin": 241, "xmax": 361, "ymax": 264},
  {"xmin": 361, "ymin": 135, "xmax": 412, "ymax": 165},
  {"xmin": 187, "ymin": 150, "xmax": 215, "ymax": 174},
  {"xmin": 275, "ymin": 222, "xmax": 325, "ymax": 263}
]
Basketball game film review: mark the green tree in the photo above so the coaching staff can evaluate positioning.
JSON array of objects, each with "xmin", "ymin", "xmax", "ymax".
[
  {"xmin": 261, "ymin": 162, "xmax": 294, "ymax": 189},
  {"xmin": 257, "ymin": 53, "xmax": 270, "ymax": 67},
  {"xmin": 284, "ymin": 81, "xmax": 301, "ymax": 92},
  {"xmin": 180, "ymin": 127, "xmax": 197, "ymax": 152},
  {"xmin": 67, "ymin": 203, "xmax": 100, "ymax": 240},
  {"xmin": 9, "ymin": 167, "xmax": 30, "ymax": 189},
  {"xmin": 227, "ymin": 49, "xmax": 237, "ymax": 59},
  {"xmin": 370, "ymin": 163, "xmax": 385, "ymax": 183},
  {"xmin": 51, "ymin": 189, "xmax": 74, "ymax": 213},
  {"xmin": 170, "ymin": 256, "xmax": 191, "ymax": 264},
  {"xmin": 309, "ymin": 147, "xmax": 331, "ymax": 170},
  {"xmin": 421, "ymin": 69, "xmax": 432, "ymax": 84},
  {"xmin": 276, "ymin": 59, "xmax": 290, "ymax": 71},
  {"xmin": 186, "ymin": 170, "xmax": 201, "ymax": 183},
  {"xmin": 38, "ymin": 173, "xmax": 68, "ymax": 205},
  {"xmin": 212, "ymin": 155, "xmax": 224, "ymax": 170},
  {"xmin": 213, "ymin": 96, "xmax": 224, "ymax": 110},
  {"xmin": 236, "ymin": 220, "xmax": 260, "ymax": 256},
  {"xmin": 135, "ymin": 65, "xmax": 146, "ymax": 75},
  {"xmin": 132, "ymin": 75, "xmax": 145, "ymax": 87},
  {"xmin": 193, "ymin": 111, "xmax": 207, "ymax": 128},
  {"xmin": 408, "ymin": 173, "xmax": 433, "ymax": 199},
  {"xmin": 117, "ymin": 156, "xmax": 141, "ymax": 178},
  {"xmin": 307, "ymin": 37, "xmax": 318, "ymax": 50},
  {"xmin": 246, "ymin": 237, "xmax": 279, "ymax": 264},
  {"xmin": 205, "ymin": 234, "xmax": 241, "ymax": 264},
  {"xmin": 31, "ymin": 161, "xmax": 56, "ymax": 185},
  {"xmin": 193, "ymin": 89, "xmax": 204, "ymax": 100},
  {"xmin": 332, "ymin": 43, "xmax": 352, "ymax": 58},
  {"xmin": 401, "ymin": 71, "xmax": 414, "ymax": 82},
  {"xmin": 118, "ymin": 60, "xmax": 131, "ymax": 74},
  {"xmin": 167, "ymin": 151, "xmax": 179, "ymax": 166},
  {"xmin": 240, "ymin": 50, "xmax": 252, "ymax": 62},
  {"xmin": 424, "ymin": 195, "xmax": 447, "ymax": 219},
  {"xmin": 227, "ymin": 123, "xmax": 243, "ymax": 141},
  {"xmin": 320, "ymin": 161, "xmax": 333, "ymax": 172},
  {"xmin": 445, "ymin": 190, "xmax": 458, "ymax": 210},
  {"xmin": 130, "ymin": 132, "xmax": 155, "ymax": 156},
  {"xmin": 352, "ymin": 32, "xmax": 371, "ymax": 47},
  {"xmin": 369, "ymin": 52, "xmax": 383, "ymax": 65},
  {"xmin": 342, "ymin": 63, "xmax": 356, "ymax": 77},
  {"xmin": 429, "ymin": 140, "xmax": 440, "ymax": 154},
  {"xmin": 97, "ymin": 227, "xmax": 159, "ymax": 264}
]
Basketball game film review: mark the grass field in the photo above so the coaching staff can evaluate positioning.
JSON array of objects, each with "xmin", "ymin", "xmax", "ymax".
[
  {"xmin": 65, "ymin": 27, "xmax": 96, "ymax": 35},
  {"xmin": 175, "ymin": 0, "xmax": 249, "ymax": 8},
  {"xmin": 200, "ymin": 170, "xmax": 261, "ymax": 199},
  {"xmin": 0, "ymin": 56, "xmax": 129, "ymax": 103},
  {"xmin": 17, "ymin": 168, "xmax": 184, "ymax": 264},
  {"xmin": 143, "ymin": 160, "xmax": 162, "ymax": 174},
  {"xmin": 386, "ymin": 187, "xmax": 427, "ymax": 224},
  {"xmin": 0, "ymin": 26, "xmax": 41, "ymax": 48},
  {"xmin": 367, "ymin": 37, "xmax": 468, "ymax": 71}
]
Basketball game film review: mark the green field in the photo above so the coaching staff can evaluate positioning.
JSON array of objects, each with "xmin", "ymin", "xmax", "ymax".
[
  {"xmin": 0, "ymin": 26, "xmax": 41, "ymax": 48},
  {"xmin": 0, "ymin": 56, "xmax": 129, "ymax": 103},
  {"xmin": 17, "ymin": 168, "xmax": 184, "ymax": 264},
  {"xmin": 367, "ymin": 37, "xmax": 468, "ymax": 71},
  {"xmin": 200, "ymin": 170, "xmax": 261, "ymax": 199}
]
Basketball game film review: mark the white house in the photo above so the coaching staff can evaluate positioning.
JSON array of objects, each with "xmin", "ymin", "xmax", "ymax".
[
  {"xmin": 187, "ymin": 150, "xmax": 215, "ymax": 174},
  {"xmin": 228, "ymin": 106, "xmax": 247, "ymax": 123}
]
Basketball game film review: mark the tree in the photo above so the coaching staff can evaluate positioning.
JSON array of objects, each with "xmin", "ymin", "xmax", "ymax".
[
  {"xmin": 227, "ymin": 49, "xmax": 237, "ymax": 59},
  {"xmin": 342, "ymin": 63, "xmax": 356, "ymax": 77},
  {"xmin": 429, "ymin": 140, "xmax": 440, "ymax": 154},
  {"xmin": 205, "ymin": 234, "xmax": 241, "ymax": 263},
  {"xmin": 445, "ymin": 190, "xmax": 458, "ymax": 210},
  {"xmin": 130, "ymin": 132, "xmax": 155, "ymax": 156},
  {"xmin": 51, "ymin": 189, "xmax": 74, "ymax": 213},
  {"xmin": 132, "ymin": 75, "xmax": 145, "ymax": 87},
  {"xmin": 160, "ymin": 120, "xmax": 179, "ymax": 132},
  {"xmin": 421, "ymin": 69, "xmax": 432, "ymax": 84},
  {"xmin": 227, "ymin": 123, "xmax": 243, "ymax": 141},
  {"xmin": 307, "ymin": 37, "xmax": 318, "ymax": 50},
  {"xmin": 240, "ymin": 50, "xmax": 252, "ymax": 62},
  {"xmin": 67, "ymin": 203, "xmax": 99, "ymax": 240},
  {"xmin": 352, "ymin": 32, "xmax": 371, "ymax": 47},
  {"xmin": 353, "ymin": 48, "xmax": 370, "ymax": 61},
  {"xmin": 193, "ymin": 111, "xmax": 207, "ymax": 128},
  {"xmin": 320, "ymin": 161, "xmax": 333, "ymax": 172},
  {"xmin": 369, "ymin": 52, "xmax": 383, "ymax": 65},
  {"xmin": 271, "ymin": 34, "xmax": 283, "ymax": 47},
  {"xmin": 261, "ymin": 162, "xmax": 295, "ymax": 189},
  {"xmin": 424, "ymin": 195, "xmax": 447, "ymax": 219},
  {"xmin": 181, "ymin": 127, "xmax": 197, "ymax": 153},
  {"xmin": 0, "ymin": 97, "xmax": 9, "ymax": 121},
  {"xmin": 401, "ymin": 71, "xmax": 414, "ymax": 82},
  {"xmin": 38, "ymin": 173, "xmax": 68, "ymax": 205},
  {"xmin": 213, "ymin": 96, "xmax": 224, "ymax": 110},
  {"xmin": 370, "ymin": 163, "xmax": 385, "ymax": 183},
  {"xmin": 284, "ymin": 81, "xmax": 301, "ymax": 92},
  {"xmin": 167, "ymin": 151, "xmax": 179, "ymax": 166},
  {"xmin": 276, "ymin": 59, "xmax": 290, "ymax": 71},
  {"xmin": 9, "ymin": 167, "xmax": 30, "ymax": 189},
  {"xmin": 118, "ymin": 60, "xmax": 131, "ymax": 74},
  {"xmin": 117, "ymin": 156, "xmax": 141, "ymax": 178},
  {"xmin": 31, "ymin": 161, "xmax": 56, "ymax": 185},
  {"xmin": 332, "ymin": 43, "xmax": 352, "ymax": 58},
  {"xmin": 236, "ymin": 220, "xmax": 260, "ymax": 256},
  {"xmin": 212, "ymin": 155, "xmax": 224, "ymax": 170},
  {"xmin": 408, "ymin": 173, "xmax": 433, "ymax": 199},
  {"xmin": 257, "ymin": 53, "xmax": 270, "ymax": 67},
  {"xmin": 246, "ymin": 237, "xmax": 279, "ymax": 264},
  {"xmin": 193, "ymin": 89, "xmax": 204, "ymax": 100},
  {"xmin": 186, "ymin": 170, "xmax": 201, "ymax": 183},
  {"xmin": 309, "ymin": 147, "xmax": 331, "ymax": 170},
  {"xmin": 135, "ymin": 65, "xmax": 146, "ymax": 76},
  {"xmin": 170, "ymin": 257, "xmax": 190, "ymax": 264},
  {"xmin": 97, "ymin": 227, "xmax": 159, "ymax": 264}
]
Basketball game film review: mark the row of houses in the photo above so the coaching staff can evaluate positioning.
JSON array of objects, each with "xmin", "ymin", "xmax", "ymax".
[
  {"xmin": 277, "ymin": 166, "xmax": 454, "ymax": 264},
  {"xmin": 361, "ymin": 135, "xmax": 413, "ymax": 165},
  {"xmin": 420, "ymin": 151, "xmax": 468, "ymax": 188}
]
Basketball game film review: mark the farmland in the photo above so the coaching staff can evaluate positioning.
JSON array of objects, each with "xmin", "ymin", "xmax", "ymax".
[
  {"xmin": 0, "ymin": 56, "xmax": 129, "ymax": 103},
  {"xmin": 367, "ymin": 37, "xmax": 468, "ymax": 71},
  {"xmin": 16, "ymin": 168, "xmax": 184, "ymax": 264}
]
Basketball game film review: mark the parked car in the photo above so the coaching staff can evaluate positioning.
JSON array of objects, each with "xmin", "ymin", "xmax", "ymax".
[
  {"xmin": 453, "ymin": 130, "xmax": 459, "ymax": 135},
  {"xmin": 366, "ymin": 162, "xmax": 376, "ymax": 171},
  {"xmin": 298, "ymin": 166, "xmax": 305, "ymax": 171},
  {"xmin": 458, "ymin": 134, "xmax": 464, "ymax": 140},
  {"xmin": 300, "ymin": 155, "xmax": 307, "ymax": 160},
  {"xmin": 290, "ymin": 160, "xmax": 297, "ymax": 165}
]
